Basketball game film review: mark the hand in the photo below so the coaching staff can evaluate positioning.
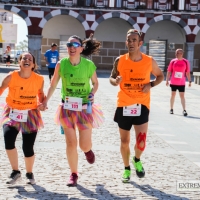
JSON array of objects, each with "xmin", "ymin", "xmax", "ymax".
[
  {"xmin": 115, "ymin": 76, "xmax": 122, "ymax": 85},
  {"xmin": 189, "ymin": 82, "xmax": 192, "ymax": 87},
  {"xmin": 142, "ymin": 83, "xmax": 151, "ymax": 93},
  {"xmin": 166, "ymin": 81, "xmax": 169, "ymax": 86},
  {"xmin": 88, "ymin": 93, "xmax": 94, "ymax": 103},
  {"xmin": 38, "ymin": 99, "xmax": 48, "ymax": 111}
]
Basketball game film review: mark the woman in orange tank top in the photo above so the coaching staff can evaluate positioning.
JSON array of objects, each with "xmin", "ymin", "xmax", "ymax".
[{"xmin": 0, "ymin": 52, "xmax": 45, "ymax": 185}]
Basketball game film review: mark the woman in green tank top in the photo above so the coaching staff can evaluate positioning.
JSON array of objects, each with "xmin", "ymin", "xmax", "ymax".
[{"xmin": 40, "ymin": 34, "xmax": 104, "ymax": 187}]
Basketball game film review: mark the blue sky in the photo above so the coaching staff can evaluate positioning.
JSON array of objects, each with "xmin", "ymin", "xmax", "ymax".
[{"xmin": 13, "ymin": 14, "xmax": 28, "ymax": 45}]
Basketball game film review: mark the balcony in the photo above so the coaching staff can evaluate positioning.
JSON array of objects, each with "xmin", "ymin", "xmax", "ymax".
[{"xmin": 0, "ymin": 0, "xmax": 199, "ymax": 12}]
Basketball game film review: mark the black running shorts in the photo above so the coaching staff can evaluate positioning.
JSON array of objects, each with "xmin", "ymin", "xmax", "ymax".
[
  {"xmin": 114, "ymin": 105, "xmax": 149, "ymax": 131},
  {"xmin": 170, "ymin": 84, "xmax": 185, "ymax": 92}
]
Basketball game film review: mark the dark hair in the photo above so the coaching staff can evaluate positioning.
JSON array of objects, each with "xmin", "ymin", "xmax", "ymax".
[
  {"xmin": 51, "ymin": 43, "xmax": 57, "ymax": 47},
  {"xmin": 69, "ymin": 34, "xmax": 101, "ymax": 56},
  {"xmin": 19, "ymin": 52, "xmax": 38, "ymax": 71}
]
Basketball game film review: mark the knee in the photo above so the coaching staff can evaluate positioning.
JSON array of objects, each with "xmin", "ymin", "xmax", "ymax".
[
  {"xmin": 136, "ymin": 132, "xmax": 147, "ymax": 151},
  {"xmin": 22, "ymin": 144, "xmax": 34, "ymax": 157},
  {"xmin": 120, "ymin": 138, "xmax": 130, "ymax": 147},
  {"xmin": 79, "ymin": 142, "xmax": 91, "ymax": 152},
  {"xmin": 66, "ymin": 139, "xmax": 77, "ymax": 149}
]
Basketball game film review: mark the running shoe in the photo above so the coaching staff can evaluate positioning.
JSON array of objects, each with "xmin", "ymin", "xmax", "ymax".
[
  {"xmin": 26, "ymin": 172, "xmax": 36, "ymax": 185},
  {"xmin": 84, "ymin": 150, "xmax": 95, "ymax": 164},
  {"xmin": 183, "ymin": 110, "xmax": 188, "ymax": 116},
  {"xmin": 67, "ymin": 173, "xmax": 78, "ymax": 187},
  {"xmin": 170, "ymin": 109, "xmax": 173, "ymax": 114},
  {"xmin": 132, "ymin": 157, "xmax": 145, "ymax": 178},
  {"xmin": 122, "ymin": 169, "xmax": 131, "ymax": 183},
  {"xmin": 6, "ymin": 170, "xmax": 21, "ymax": 184}
]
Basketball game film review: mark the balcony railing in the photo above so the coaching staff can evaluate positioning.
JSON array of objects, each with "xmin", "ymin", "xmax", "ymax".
[{"xmin": 0, "ymin": 0, "xmax": 199, "ymax": 11}]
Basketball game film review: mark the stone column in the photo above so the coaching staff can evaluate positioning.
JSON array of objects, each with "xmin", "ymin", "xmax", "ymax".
[
  {"xmin": 185, "ymin": 42, "xmax": 195, "ymax": 72},
  {"xmin": 27, "ymin": 35, "xmax": 43, "ymax": 68}
]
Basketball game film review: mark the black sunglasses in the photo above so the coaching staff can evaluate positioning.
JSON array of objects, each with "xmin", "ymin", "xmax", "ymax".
[{"xmin": 66, "ymin": 42, "xmax": 82, "ymax": 48}]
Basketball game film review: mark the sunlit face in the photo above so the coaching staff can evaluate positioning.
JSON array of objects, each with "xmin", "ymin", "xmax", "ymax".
[
  {"xmin": 126, "ymin": 33, "xmax": 143, "ymax": 53},
  {"xmin": 67, "ymin": 38, "xmax": 83, "ymax": 57},
  {"xmin": 175, "ymin": 50, "xmax": 183, "ymax": 59},
  {"xmin": 20, "ymin": 53, "xmax": 34, "ymax": 70}
]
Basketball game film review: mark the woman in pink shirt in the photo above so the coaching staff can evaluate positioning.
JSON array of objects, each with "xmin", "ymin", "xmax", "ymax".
[{"xmin": 166, "ymin": 49, "xmax": 192, "ymax": 116}]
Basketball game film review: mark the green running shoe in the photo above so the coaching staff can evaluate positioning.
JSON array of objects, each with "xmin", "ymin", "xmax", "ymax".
[
  {"xmin": 132, "ymin": 157, "xmax": 145, "ymax": 178},
  {"xmin": 122, "ymin": 169, "xmax": 131, "ymax": 183}
]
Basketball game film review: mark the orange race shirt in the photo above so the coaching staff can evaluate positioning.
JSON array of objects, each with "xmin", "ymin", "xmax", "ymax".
[
  {"xmin": 117, "ymin": 53, "xmax": 153, "ymax": 109},
  {"xmin": 6, "ymin": 70, "xmax": 44, "ymax": 110}
]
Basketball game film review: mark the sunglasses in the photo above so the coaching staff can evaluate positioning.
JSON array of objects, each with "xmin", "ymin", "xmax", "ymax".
[
  {"xmin": 66, "ymin": 42, "xmax": 82, "ymax": 48},
  {"xmin": 127, "ymin": 29, "xmax": 142, "ymax": 37}
]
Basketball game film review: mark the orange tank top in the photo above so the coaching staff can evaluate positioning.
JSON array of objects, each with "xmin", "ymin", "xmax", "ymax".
[
  {"xmin": 6, "ymin": 70, "xmax": 44, "ymax": 110},
  {"xmin": 117, "ymin": 53, "xmax": 152, "ymax": 109}
]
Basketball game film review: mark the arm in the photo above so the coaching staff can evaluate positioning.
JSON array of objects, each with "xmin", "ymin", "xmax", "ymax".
[
  {"xmin": 44, "ymin": 56, "xmax": 49, "ymax": 65},
  {"xmin": 0, "ymin": 74, "xmax": 11, "ymax": 96},
  {"xmin": 186, "ymin": 72, "xmax": 191, "ymax": 87},
  {"xmin": 109, "ymin": 57, "xmax": 122, "ymax": 86},
  {"xmin": 89, "ymin": 71, "xmax": 98, "ymax": 102},
  {"xmin": 38, "ymin": 79, "xmax": 45, "ymax": 104},
  {"xmin": 142, "ymin": 58, "xmax": 164, "ymax": 93},
  {"xmin": 40, "ymin": 62, "xmax": 61, "ymax": 110},
  {"xmin": 166, "ymin": 71, "xmax": 171, "ymax": 86}
]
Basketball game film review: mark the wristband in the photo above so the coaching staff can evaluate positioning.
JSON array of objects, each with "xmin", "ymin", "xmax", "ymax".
[
  {"xmin": 89, "ymin": 92, "xmax": 94, "ymax": 96},
  {"xmin": 150, "ymin": 81, "xmax": 155, "ymax": 87},
  {"xmin": 189, "ymin": 81, "xmax": 192, "ymax": 83}
]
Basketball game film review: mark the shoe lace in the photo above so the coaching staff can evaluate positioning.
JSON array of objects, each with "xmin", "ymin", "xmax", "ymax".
[
  {"xmin": 123, "ymin": 170, "xmax": 130, "ymax": 178},
  {"xmin": 136, "ymin": 162, "xmax": 143, "ymax": 172}
]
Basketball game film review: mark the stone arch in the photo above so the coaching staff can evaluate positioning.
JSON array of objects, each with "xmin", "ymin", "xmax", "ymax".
[
  {"xmin": 142, "ymin": 14, "xmax": 191, "ymax": 35},
  {"xmin": 91, "ymin": 12, "xmax": 139, "ymax": 31},
  {"xmin": 2, "ymin": 5, "xmax": 31, "ymax": 26},
  {"xmin": 39, "ymin": 9, "xmax": 89, "ymax": 31}
]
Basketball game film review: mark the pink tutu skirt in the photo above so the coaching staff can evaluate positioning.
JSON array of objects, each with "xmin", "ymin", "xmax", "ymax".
[
  {"xmin": 55, "ymin": 103, "xmax": 104, "ymax": 130},
  {"xmin": 0, "ymin": 104, "xmax": 44, "ymax": 133}
]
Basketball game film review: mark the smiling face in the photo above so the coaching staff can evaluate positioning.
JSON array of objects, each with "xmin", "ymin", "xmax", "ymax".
[
  {"xmin": 67, "ymin": 38, "xmax": 83, "ymax": 57},
  {"xmin": 19, "ymin": 53, "xmax": 35, "ymax": 71},
  {"xmin": 126, "ymin": 33, "xmax": 143, "ymax": 53}
]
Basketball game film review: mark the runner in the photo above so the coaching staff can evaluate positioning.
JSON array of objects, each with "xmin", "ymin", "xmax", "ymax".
[
  {"xmin": 0, "ymin": 52, "xmax": 45, "ymax": 185},
  {"xmin": 4, "ymin": 45, "xmax": 11, "ymax": 67},
  {"xmin": 44, "ymin": 43, "xmax": 59, "ymax": 82},
  {"xmin": 166, "ymin": 49, "xmax": 191, "ymax": 116},
  {"xmin": 40, "ymin": 35, "xmax": 104, "ymax": 187},
  {"xmin": 109, "ymin": 29, "xmax": 164, "ymax": 182}
]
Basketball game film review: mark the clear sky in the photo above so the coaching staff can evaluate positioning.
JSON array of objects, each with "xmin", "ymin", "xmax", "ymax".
[{"xmin": 13, "ymin": 14, "xmax": 28, "ymax": 45}]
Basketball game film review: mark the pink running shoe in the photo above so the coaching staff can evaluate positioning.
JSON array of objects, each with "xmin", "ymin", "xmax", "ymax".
[
  {"xmin": 85, "ymin": 150, "xmax": 95, "ymax": 164},
  {"xmin": 67, "ymin": 173, "xmax": 78, "ymax": 187}
]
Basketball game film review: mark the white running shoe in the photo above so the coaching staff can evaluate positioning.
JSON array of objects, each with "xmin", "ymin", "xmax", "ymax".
[{"xmin": 6, "ymin": 170, "xmax": 22, "ymax": 184}]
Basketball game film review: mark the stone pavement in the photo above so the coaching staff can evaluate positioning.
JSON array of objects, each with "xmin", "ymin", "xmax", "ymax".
[{"xmin": 0, "ymin": 66, "xmax": 200, "ymax": 200}]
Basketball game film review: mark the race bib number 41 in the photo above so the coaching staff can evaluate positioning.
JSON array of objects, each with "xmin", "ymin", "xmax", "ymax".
[
  {"xmin": 9, "ymin": 109, "xmax": 28, "ymax": 122},
  {"xmin": 64, "ymin": 97, "xmax": 82, "ymax": 111},
  {"xmin": 123, "ymin": 104, "xmax": 141, "ymax": 116}
]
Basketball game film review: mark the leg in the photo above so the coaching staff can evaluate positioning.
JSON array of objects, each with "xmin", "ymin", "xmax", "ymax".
[
  {"xmin": 3, "ymin": 125, "xmax": 19, "ymax": 171},
  {"xmin": 179, "ymin": 92, "xmax": 186, "ymax": 110},
  {"xmin": 22, "ymin": 132, "xmax": 37, "ymax": 173},
  {"xmin": 133, "ymin": 122, "xmax": 148, "ymax": 159},
  {"xmin": 79, "ymin": 128, "xmax": 92, "ymax": 153},
  {"xmin": 170, "ymin": 91, "xmax": 176, "ymax": 110},
  {"xmin": 119, "ymin": 128, "xmax": 131, "ymax": 167},
  {"xmin": 64, "ymin": 127, "xmax": 78, "ymax": 173}
]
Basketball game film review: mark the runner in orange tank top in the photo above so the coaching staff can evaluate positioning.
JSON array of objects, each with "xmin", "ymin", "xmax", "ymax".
[
  {"xmin": 0, "ymin": 52, "xmax": 45, "ymax": 185},
  {"xmin": 109, "ymin": 29, "xmax": 164, "ymax": 182}
]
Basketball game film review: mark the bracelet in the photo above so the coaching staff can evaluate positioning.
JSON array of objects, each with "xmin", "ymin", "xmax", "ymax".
[{"xmin": 89, "ymin": 92, "xmax": 94, "ymax": 96}]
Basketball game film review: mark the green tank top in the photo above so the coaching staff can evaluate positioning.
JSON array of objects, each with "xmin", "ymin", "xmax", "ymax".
[{"xmin": 59, "ymin": 57, "xmax": 96, "ymax": 104}]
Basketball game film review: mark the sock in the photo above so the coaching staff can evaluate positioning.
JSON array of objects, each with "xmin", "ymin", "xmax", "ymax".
[
  {"xmin": 125, "ymin": 166, "xmax": 131, "ymax": 171},
  {"xmin": 13, "ymin": 170, "xmax": 20, "ymax": 173},
  {"xmin": 134, "ymin": 157, "xmax": 140, "ymax": 163}
]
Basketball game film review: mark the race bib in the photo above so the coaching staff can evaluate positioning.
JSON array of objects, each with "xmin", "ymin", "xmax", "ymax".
[
  {"xmin": 9, "ymin": 109, "xmax": 28, "ymax": 122},
  {"xmin": 174, "ymin": 72, "xmax": 183, "ymax": 78},
  {"xmin": 51, "ymin": 58, "xmax": 57, "ymax": 63},
  {"xmin": 64, "ymin": 97, "xmax": 82, "ymax": 111},
  {"xmin": 123, "ymin": 104, "xmax": 141, "ymax": 116}
]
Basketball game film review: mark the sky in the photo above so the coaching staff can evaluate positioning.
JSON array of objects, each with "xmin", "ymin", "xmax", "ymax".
[{"xmin": 13, "ymin": 14, "xmax": 28, "ymax": 45}]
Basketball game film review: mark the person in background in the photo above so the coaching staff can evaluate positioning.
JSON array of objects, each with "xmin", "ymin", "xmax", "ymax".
[
  {"xmin": 44, "ymin": 43, "xmax": 59, "ymax": 82},
  {"xmin": 166, "ymin": 49, "xmax": 191, "ymax": 116},
  {"xmin": 4, "ymin": 45, "xmax": 11, "ymax": 67}
]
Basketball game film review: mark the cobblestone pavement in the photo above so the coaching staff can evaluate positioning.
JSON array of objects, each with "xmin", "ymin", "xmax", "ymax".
[{"xmin": 0, "ymin": 67, "xmax": 200, "ymax": 200}]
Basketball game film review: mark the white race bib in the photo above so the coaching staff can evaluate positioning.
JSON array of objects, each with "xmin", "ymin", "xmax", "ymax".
[
  {"xmin": 9, "ymin": 109, "xmax": 28, "ymax": 122},
  {"xmin": 64, "ymin": 97, "xmax": 82, "ymax": 111},
  {"xmin": 174, "ymin": 72, "xmax": 183, "ymax": 78},
  {"xmin": 123, "ymin": 104, "xmax": 141, "ymax": 116},
  {"xmin": 51, "ymin": 58, "xmax": 57, "ymax": 63}
]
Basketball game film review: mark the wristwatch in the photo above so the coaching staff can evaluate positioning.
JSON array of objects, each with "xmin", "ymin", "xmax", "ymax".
[{"xmin": 150, "ymin": 81, "xmax": 155, "ymax": 87}]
